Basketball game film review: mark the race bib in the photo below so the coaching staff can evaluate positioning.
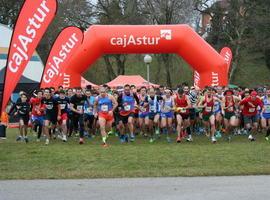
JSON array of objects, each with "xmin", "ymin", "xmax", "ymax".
[
  {"xmin": 205, "ymin": 106, "xmax": 212, "ymax": 112},
  {"xmin": 46, "ymin": 104, "xmax": 53, "ymax": 110},
  {"xmin": 124, "ymin": 105, "xmax": 131, "ymax": 111},
  {"xmin": 213, "ymin": 105, "xmax": 219, "ymax": 112},
  {"xmin": 228, "ymin": 106, "xmax": 234, "ymax": 112},
  {"xmin": 265, "ymin": 105, "xmax": 270, "ymax": 113},
  {"xmin": 87, "ymin": 107, "xmax": 93, "ymax": 113},
  {"xmin": 60, "ymin": 104, "xmax": 66, "ymax": 110},
  {"xmin": 101, "ymin": 104, "xmax": 109, "ymax": 112},
  {"xmin": 77, "ymin": 105, "xmax": 83, "ymax": 111},
  {"xmin": 248, "ymin": 108, "xmax": 255, "ymax": 113},
  {"xmin": 150, "ymin": 105, "xmax": 156, "ymax": 112},
  {"xmin": 164, "ymin": 106, "xmax": 171, "ymax": 112}
]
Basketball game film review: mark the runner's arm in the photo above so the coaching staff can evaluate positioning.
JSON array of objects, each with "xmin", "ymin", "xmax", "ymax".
[{"xmin": 110, "ymin": 95, "xmax": 118, "ymax": 112}]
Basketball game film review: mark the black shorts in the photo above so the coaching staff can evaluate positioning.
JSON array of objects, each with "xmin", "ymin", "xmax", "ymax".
[
  {"xmin": 44, "ymin": 113, "xmax": 57, "ymax": 125},
  {"xmin": 134, "ymin": 112, "xmax": 139, "ymax": 118},
  {"xmin": 177, "ymin": 113, "xmax": 189, "ymax": 120},
  {"xmin": 19, "ymin": 115, "xmax": 29, "ymax": 125},
  {"xmin": 83, "ymin": 114, "xmax": 95, "ymax": 129},
  {"xmin": 189, "ymin": 108, "xmax": 199, "ymax": 120},
  {"xmin": 114, "ymin": 113, "xmax": 121, "ymax": 125},
  {"xmin": 119, "ymin": 113, "xmax": 135, "ymax": 124}
]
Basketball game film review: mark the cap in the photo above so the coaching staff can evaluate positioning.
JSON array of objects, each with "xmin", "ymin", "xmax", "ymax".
[
  {"xmin": 224, "ymin": 90, "xmax": 233, "ymax": 96},
  {"xmin": 250, "ymin": 91, "xmax": 257, "ymax": 97}
]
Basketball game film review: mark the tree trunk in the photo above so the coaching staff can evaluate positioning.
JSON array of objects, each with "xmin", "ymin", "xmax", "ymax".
[
  {"xmin": 103, "ymin": 55, "xmax": 116, "ymax": 80},
  {"xmin": 161, "ymin": 54, "xmax": 172, "ymax": 87},
  {"xmin": 115, "ymin": 55, "xmax": 126, "ymax": 75}
]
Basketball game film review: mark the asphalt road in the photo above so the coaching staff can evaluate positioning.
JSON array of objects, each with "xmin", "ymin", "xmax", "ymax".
[{"xmin": 0, "ymin": 176, "xmax": 269, "ymax": 200}]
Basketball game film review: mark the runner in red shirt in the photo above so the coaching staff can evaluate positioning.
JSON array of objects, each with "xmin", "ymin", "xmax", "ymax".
[
  {"xmin": 239, "ymin": 91, "xmax": 264, "ymax": 141},
  {"xmin": 174, "ymin": 87, "xmax": 191, "ymax": 143},
  {"xmin": 221, "ymin": 90, "xmax": 241, "ymax": 141},
  {"xmin": 30, "ymin": 90, "xmax": 44, "ymax": 141},
  {"xmin": 198, "ymin": 88, "xmax": 222, "ymax": 143}
]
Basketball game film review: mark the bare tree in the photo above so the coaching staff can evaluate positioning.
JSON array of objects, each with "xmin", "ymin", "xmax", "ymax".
[{"xmin": 139, "ymin": 0, "xmax": 196, "ymax": 87}]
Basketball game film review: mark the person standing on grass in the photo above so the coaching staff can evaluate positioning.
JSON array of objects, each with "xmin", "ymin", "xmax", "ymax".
[
  {"xmin": 30, "ymin": 90, "xmax": 44, "ymax": 142},
  {"xmin": 213, "ymin": 87, "xmax": 224, "ymax": 138},
  {"xmin": 94, "ymin": 87, "xmax": 118, "ymax": 147},
  {"xmin": 69, "ymin": 87, "xmax": 87, "ymax": 144},
  {"xmin": 66, "ymin": 88, "xmax": 74, "ymax": 137},
  {"xmin": 41, "ymin": 88, "xmax": 61, "ymax": 145},
  {"xmin": 83, "ymin": 89, "xmax": 96, "ymax": 138},
  {"xmin": 188, "ymin": 86, "xmax": 200, "ymax": 135},
  {"xmin": 198, "ymin": 88, "xmax": 221, "ymax": 143},
  {"xmin": 14, "ymin": 93, "xmax": 31, "ymax": 143},
  {"xmin": 221, "ymin": 90, "xmax": 241, "ymax": 141},
  {"xmin": 138, "ymin": 86, "xmax": 149, "ymax": 138},
  {"xmin": 144, "ymin": 87, "xmax": 162, "ymax": 142},
  {"xmin": 260, "ymin": 89, "xmax": 270, "ymax": 141},
  {"xmin": 55, "ymin": 90, "xmax": 69, "ymax": 142},
  {"xmin": 239, "ymin": 91, "xmax": 264, "ymax": 141},
  {"xmin": 174, "ymin": 87, "xmax": 192, "ymax": 143},
  {"xmin": 160, "ymin": 89, "xmax": 175, "ymax": 143},
  {"xmin": 117, "ymin": 84, "xmax": 139, "ymax": 142}
]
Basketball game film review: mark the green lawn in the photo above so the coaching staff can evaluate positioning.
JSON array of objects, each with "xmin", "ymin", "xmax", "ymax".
[{"xmin": 0, "ymin": 129, "xmax": 270, "ymax": 180}]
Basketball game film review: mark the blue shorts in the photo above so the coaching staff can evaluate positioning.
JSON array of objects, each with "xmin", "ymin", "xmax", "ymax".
[
  {"xmin": 161, "ymin": 112, "xmax": 173, "ymax": 118},
  {"xmin": 139, "ymin": 112, "xmax": 149, "ymax": 119},
  {"xmin": 148, "ymin": 112, "xmax": 159, "ymax": 120},
  {"xmin": 262, "ymin": 113, "xmax": 270, "ymax": 119},
  {"xmin": 31, "ymin": 116, "xmax": 44, "ymax": 125}
]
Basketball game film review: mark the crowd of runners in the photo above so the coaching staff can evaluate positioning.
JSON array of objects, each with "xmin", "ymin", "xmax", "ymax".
[{"xmin": 7, "ymin": 83, "xmax": 270, "ymax": 147}]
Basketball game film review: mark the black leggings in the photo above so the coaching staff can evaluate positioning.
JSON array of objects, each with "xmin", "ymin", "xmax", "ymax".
[{"xmin": 72, "ymin": 114, "xmax": 85, "ymax": 138}]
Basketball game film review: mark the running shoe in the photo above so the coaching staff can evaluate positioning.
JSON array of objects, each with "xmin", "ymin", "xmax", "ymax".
[
  {"xmin": 79, "ymin": 138, "xmax": 84, "ymax": 144},
  {"xmin": 62, "ymin": 135, "xmax": 67, "ymax": 142},
  {"xmin": 45, "ymin": 138, "xmax": 49, "ymax": 145},
  {"xmin": 149, "ymin": 138, "xmax": 155, "ymax": 143},
  {"xmin": 124, "ymin": 134, "xmax": 129, "ymax": 143},
  {"xmin": 186, "ymin": 135, "xmax": 193, "ymax": 142},
  {"xmin": 248, "ymin": 134, "xmax": 255, "ymax": 141},
  {"xmin": 265, "ymin": 136, "xmax": 269, "ymax": 141},
  {"xmin": 16, "ymin": 136, "xmax": 22, "ymax": 141},
  {"xmin": 130, "ymin": 134, "xmax": 135, "ymax": 142},
  {"xmin": 24, "ymin": 137, "xmax": 29, "ymax": 143},
  {"xmin": 120, "ymin": 135, "xmax": 125, "ymax": 143},
  {"xmin": 211, "ymin": 136, "xmax": 217, "ymax": 143},
  {"xmin": 155, "ymin": 129, "xmax": 160, "ymax": 135},
  {"xmin": 215, "ymin": 130, "xmax": 222, "ymax": 138},
  {"xmin": 83, "ymin": 131, "xmax": 89, "ymax": 137}
]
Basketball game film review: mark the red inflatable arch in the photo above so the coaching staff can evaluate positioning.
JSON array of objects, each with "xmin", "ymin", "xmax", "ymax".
[{"xmin": 64, "ymin": 25, "xmax": 229, "ymax": 88}]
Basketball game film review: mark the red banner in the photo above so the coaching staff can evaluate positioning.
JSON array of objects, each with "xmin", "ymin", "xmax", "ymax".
[
  {"xmin": 220, "ymin": 47, "xmax": 233, "ymax": 74},
  {"xmin": 1, "ymin": 0, "xmax": 57, "ymax": 112},
  {"xmin": 40, "ymin": 26, "xmax": 84, "ymax": 88}
]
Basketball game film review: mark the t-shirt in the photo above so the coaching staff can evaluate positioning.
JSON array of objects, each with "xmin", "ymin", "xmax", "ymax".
[
  {"xmin": 70, "ymin": 95, "xmax": 87, "ymax": 114},
  {"xmin": 30, "ymin": 97, "xmax": 44, "ymax": 116},
  {"xmin": 55, "ymin": 97, "xmax": 69, "ymax": 114},
  {"xmin": 41, "ymin": 97, "xmax": 59, "ymax": 115},
  {"xmin": 16, "ymin": 102, "xmax": 31, "ymax": 116},
  {"xmin": 240, "ymin": 97, "xmax": 263, "ymax": 116},
  {"xmin": 145, "ymin": 95, "xmax": 163, "ymax": 113}
]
